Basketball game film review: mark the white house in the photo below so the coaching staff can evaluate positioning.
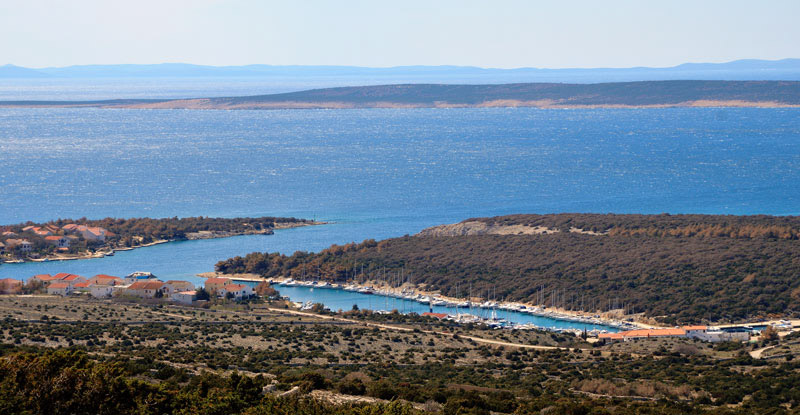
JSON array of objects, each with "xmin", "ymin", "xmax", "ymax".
[
  {"xmin": 55, "ymin": 273, "xmax": 87, "ymax": 287},
  {"xmin": 690, "ymin": 328, "xmax": 750, "ymax": 342},
  {"xmin": 5, "ymin": 239, "xmax": 32, "ymax": 253},
  {"xmin": 88, "ymin": 274, "xmax": 122, "ymax": 286},
  {"xmin": 164, "ymin": 280, "xmax": 195, "ymax": 296},
  {"xmin": 90, "ymin": 284, "xmax": 115, "ymax": 298},
  {"xmin": 171, "ymin": 291, "xmax": 196, "ymax": 305},
  {"xmin": 126, "ymin": 280, "xmax": 165, "ymax": 298},
  {"xmin": 44, "ymin": 236, "xmax": 70, "ymax": 249},
  {"xmin": 47, "ymin": 282, "xmax": 72, "ymax": 296},
  {"xmin": 79, "ymin": 226, "xmax": 109, "ymax": 242},
  {"xmin": 219, "ymin": 283, "xmax": 255, "ymax": 300}
]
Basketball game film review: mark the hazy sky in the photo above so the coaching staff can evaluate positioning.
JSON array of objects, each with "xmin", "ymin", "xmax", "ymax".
[{"xmin": 2, "ymin": 0, "xmax": 799, "ymax": 68}]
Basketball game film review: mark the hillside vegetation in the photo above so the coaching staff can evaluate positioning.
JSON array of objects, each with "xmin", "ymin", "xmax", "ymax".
[
  {"xmin": 217, "ymin": 214, "xmax": 800, "ymax": 324},
  {"xmin": 3, "ymin": 80, "xmax": 800, "ymax": 109}
]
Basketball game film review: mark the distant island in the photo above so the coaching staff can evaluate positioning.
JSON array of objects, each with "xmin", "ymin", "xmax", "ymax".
[
  {"xmin": 0, "ymin": 216, "xmax": 320, "ymax": 263},
  {"xmin": 3, "ymin": 58, "xmax": 800, "ymax": 82},
  {"xmin": 2, "ymin": 80, "xmax": 800, "ymax": 109}
]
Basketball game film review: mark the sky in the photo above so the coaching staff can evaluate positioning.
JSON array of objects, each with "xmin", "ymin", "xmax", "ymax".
[{"xmin": 2, "ymin": 0, "xmax": 799, "ymax": 69}]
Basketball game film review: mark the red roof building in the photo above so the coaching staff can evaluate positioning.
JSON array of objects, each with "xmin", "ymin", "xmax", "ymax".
[
  {"xmin": 422, "ymin": 312, "xmax": 449, "ymax": 320},
  {"xmin": 127, "ymin": 281, "xmax": 166, "ymax": 298},
  {"xmin": 89, "ymin": 274, "xmax": 122, "ymax": 285}
]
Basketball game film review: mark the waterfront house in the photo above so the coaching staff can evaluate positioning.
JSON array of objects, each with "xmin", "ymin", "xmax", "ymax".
[
  {"xmin": 62, "ymin": 224, "xmax": 114, "ymax": 242},
  {"xmin": 172, "ymin": 291, "xmax": 196, "ymax": 305},
  {"xmin": 47, "ymin": 282, "xmax": 72, "ymax": 296},
  {"xmin": 0, "ymin": 278, "xmax": 23, "ymax": 294},
  {"xmin": 164, "ymin": 280, "xmax": 195, "ymax": 296},
  {"xmin": 44, "ymin": 235, "xmax": 70, "ymax": 249},
  {"xmin": 219, "ymin": 283, "xmax": 254, "ymax": 300},
  {"xmin": 80, "ymin": 226, "xmax": 111, "ymax": 242},
  {"xmin": 88, "ymin": 274, "xmax": 122, "ymax": 286},
  {"xmin": 126, "ymin": 280, "xmax": 166, "ymax": 298},
  {"xmin": 5, "ymin": 239, "xmax": 32, "ymax": 254},
  {"xmin": 0, "ymin": 242, "xmax": 5, "ymax": 254},
  {"xmin": 204, "ymin": 277, "xmax": 233, "ymax": 293}
]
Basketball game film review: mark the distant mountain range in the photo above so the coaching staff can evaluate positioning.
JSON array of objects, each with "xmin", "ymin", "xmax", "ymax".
[
  {"xmin": 3, "ymin": 81, "xmax": 799, "ymax": 109},
  {"xmin": 1, "ymin": 59, "xmax": 800, "ymax": 83}
]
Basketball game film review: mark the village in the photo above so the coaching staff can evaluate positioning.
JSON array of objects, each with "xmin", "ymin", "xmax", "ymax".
[
  {"xmin": 0, "ymin": 222, "xmax": 114, "ymax": 262},
  {"xmin": 0, "ymin": 269, "xmax": 784, "ymax": 346},
  {"xmin": 0, "ymin": 272, "xmax": 257, "ymax": 305}
]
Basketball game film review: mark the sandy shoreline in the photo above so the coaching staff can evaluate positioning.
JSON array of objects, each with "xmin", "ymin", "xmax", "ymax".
[{"xmin": 2, "ymin": 100, "xmax": 798, "ymax": 110}]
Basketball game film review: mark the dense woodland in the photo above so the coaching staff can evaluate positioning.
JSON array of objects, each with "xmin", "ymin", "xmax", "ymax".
[{"xmin": 217, "ymin": 214, "xmax": 800, "ymax": 324}]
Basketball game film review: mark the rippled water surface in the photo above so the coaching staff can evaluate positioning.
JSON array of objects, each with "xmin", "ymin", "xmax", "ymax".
[{"xmin": 1, "ymin": 107, "xmax": 799, "ymax": 285}]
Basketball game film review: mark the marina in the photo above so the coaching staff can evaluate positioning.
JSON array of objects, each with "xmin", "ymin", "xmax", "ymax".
[{"xmin": 243, "ymin": 278, "xmax": 626, "ymax": 334}]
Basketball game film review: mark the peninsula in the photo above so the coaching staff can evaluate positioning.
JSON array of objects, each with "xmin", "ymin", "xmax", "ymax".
[
  {"xmin": 0, "ymin": 216, "xmax": 320, "ymax": 263},
  {"xmin": 216, "ymin": 213, "xmax": 800, "ymax": 325},
  {"xmin": 2, "ymin": 80, "xmax": 800, "ymax": 109}
]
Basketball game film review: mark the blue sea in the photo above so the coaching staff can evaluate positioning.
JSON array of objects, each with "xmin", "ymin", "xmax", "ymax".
[{"xmin": 1, "ymin": 106, "xmax": 799, "ymax": 316}]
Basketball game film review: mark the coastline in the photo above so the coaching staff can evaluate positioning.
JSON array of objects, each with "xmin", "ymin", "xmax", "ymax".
[
  {"xmin": 1, "ymin": 221, "xmax": 325, "ymax": 265},
  {"xmin": 2, "ymin": 99, "xmax": 799, "ymax": 110},
  {"xmin": 206, "ymin": 273, "xmax": 653, "ymax": 331}
]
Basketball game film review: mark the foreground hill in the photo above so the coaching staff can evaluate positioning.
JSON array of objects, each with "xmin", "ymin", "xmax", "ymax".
[
  {"xmin": 217, "ymin": 214, "xmax": 800, "ymax": 324},
  {"xmin": 3, "ymin": 80, "xmax": 800, "ymax": 109}
]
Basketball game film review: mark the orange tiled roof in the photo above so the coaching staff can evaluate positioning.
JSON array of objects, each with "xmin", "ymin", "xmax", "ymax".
[
  {"xmin": 73, "ymin": 282, "xmax": 92, "ymax": 288},
  {"xmin": 598, "ymin": 333, "xmax": 624, "ymax": 339},
  {"xmin": 620, "ymin": 328, "xmax": 686, "ymax": 338},
  {"xmin": 53, "ymin": 272, "xmax": 71, "ymax": 279},
  {"xmin": 93, "ymin": 274, "xmax": 120, "ymax": 280},
  {"xmin": 422, "ymin": 312, "xmax": 448, "ymax": 319},
  {"xmin": 61, "ymin": 274, "xmax": 84, "ymax": 282},
  {"xmin": 682, "ymin": 326, "xmax": 707, "ymax": 331},
  {"xmin": 222, "ymin": 283, "xmax": 247, "ymax": 291},
  {"xmin": 48, "ymin": 282, "xmax": 70, "ymax": 289},
  {"xmin": 128, "ymin": 281, "xmax": 164, "ymax": 290}
]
